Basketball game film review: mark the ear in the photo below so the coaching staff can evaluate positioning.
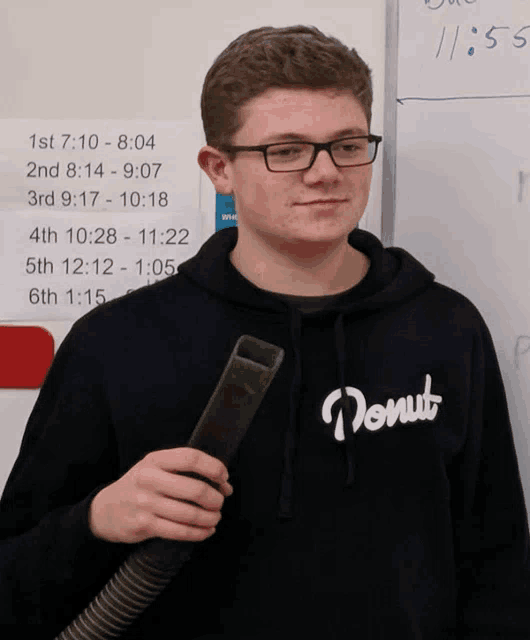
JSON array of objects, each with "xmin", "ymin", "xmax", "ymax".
[{"xmin": 197, "ymin": 145, "xmax": 234, "ymax": 195}]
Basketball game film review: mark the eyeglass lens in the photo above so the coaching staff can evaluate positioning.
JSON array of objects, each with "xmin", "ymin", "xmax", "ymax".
[{"xmin": 266, "ymin": 138, "xmax": 376, "ymax": 171}]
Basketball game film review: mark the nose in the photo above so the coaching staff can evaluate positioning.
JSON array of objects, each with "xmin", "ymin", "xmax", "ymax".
[{"xmin": 305, "ymin": 148, "xmax": 341, "ymax": 178}]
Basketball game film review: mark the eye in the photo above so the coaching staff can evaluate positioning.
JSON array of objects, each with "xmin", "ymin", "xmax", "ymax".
[{"xmin": 268, "ymin": 144, "xmax": 305, "ymax": 157}]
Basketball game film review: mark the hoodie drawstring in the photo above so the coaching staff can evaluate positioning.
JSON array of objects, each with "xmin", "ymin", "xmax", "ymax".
[
  {"xmin": 334, "ymin": 313, "xmax": 356, "ymax": 488},
  {"xmin": 277, "ymin": 306, "xmax": 303, "ymax": 520},
  {"xmin": 276, "ymin": 310, "xmax": 357, "ymax": 520}
]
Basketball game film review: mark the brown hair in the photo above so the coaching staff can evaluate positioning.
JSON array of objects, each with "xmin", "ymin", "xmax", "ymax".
[{"xmin": 200, "ymin": 25, "xmax": 373, "ymax": 162}]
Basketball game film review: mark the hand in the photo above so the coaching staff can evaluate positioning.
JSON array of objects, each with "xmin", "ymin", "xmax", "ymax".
[{"xmin": 88, "ymin": 447, "xmax": 233, "ymax": 544}]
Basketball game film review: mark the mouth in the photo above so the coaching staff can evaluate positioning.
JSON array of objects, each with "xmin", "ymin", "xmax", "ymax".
[{"xmin": 298, "ymin": 199, "xmax": 347, "ymax": 205}]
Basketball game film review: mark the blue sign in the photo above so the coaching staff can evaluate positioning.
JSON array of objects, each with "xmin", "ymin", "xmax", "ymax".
[{"xmin": 215, "ymin": 194, "xmax": 237, "ymax": 231}]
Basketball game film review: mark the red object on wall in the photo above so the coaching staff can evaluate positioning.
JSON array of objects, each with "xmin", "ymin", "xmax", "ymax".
[{"xmin": 0, "ymin": 326, "xmax": 55, "ymax": 389}]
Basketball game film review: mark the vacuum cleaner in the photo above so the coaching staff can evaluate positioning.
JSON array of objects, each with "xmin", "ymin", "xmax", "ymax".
[{"xmin": 54, "ymin": 334, "xmax": 284, "ymax": 640}]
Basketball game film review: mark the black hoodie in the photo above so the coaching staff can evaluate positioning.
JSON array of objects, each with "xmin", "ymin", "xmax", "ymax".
[{"xmin": 1, "ymin": 227, "xmax": 529, "ymax": 639}]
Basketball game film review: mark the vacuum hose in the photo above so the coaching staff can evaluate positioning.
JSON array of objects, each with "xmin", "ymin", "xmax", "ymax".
[
  {"xmin": 54, "ymin": 335, "xmax": 284, "ymax": 640},
  {"xmin": 55, "ymin": 538, "xmax": 194, "ymax": 640}
]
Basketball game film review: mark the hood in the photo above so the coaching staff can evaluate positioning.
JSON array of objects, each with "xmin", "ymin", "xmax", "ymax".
[{"xmin": 178, "ymin": 227, "xmax": 435, "ymax": 519}]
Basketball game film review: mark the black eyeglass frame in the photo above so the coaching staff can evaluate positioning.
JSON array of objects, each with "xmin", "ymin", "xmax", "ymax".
[{"xmin": 219, "ymin": 134, "xmax": 383, "ymax": 172}]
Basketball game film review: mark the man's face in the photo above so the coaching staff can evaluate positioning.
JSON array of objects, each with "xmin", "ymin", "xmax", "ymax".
[{"xmin": 225, "ymin": 88, "xmax": 373, "ymax": 253}]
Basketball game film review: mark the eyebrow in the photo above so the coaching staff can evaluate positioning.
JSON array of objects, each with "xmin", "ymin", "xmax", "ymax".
[{"xmin": 261, "ymin": 128, "xmax": 369, "ymax": 143}]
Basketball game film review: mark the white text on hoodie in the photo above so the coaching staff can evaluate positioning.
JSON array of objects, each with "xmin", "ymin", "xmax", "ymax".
[{"xmin": 321, "ymin": 374, "xmax": 443, "ymax": 439}]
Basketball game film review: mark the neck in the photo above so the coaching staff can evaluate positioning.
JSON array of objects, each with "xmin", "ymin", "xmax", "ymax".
[{"xmin": 230, "ymin": 231, "xmax": 369, "ymax": 296}]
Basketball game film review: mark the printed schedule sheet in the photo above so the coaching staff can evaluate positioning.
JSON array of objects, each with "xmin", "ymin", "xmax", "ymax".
[{"xmin": 0, "ymin": 120, "xmax": 202, "ymax": 320}]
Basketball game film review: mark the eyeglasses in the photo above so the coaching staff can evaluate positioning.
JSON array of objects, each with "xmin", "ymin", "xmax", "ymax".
[{"xmin": 220, "ymin": 134, "xmax": 382, "ymax": 172}]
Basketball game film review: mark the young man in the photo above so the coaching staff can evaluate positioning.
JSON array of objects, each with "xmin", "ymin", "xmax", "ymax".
[{"xmin": 1, "ymin": 25, "xmax": 530, "ymax": 640}]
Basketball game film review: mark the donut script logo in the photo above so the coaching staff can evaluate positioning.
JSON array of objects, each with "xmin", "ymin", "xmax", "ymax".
[{"xmin": 321, "ymin": 375, "xmax": 443, "ymax": 439}]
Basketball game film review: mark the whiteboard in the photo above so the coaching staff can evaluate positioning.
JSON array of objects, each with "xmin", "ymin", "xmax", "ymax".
[
  {"xmin": 0, "ymin": 0, "xmax": 386, "ymax": 490},
  {"xmin": 394, "ymin": 0, "xmax": 530, "ymax": 512}
]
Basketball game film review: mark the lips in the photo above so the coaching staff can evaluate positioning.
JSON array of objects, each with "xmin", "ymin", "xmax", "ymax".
[{"xmin": 299, "ymin": 199, "xmax": 346, "ymax": 205}]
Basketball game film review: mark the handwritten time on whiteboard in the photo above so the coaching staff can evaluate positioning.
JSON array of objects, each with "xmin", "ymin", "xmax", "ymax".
[
  {"xmin": 436, "ymin": 24, "xmax": 530, "ymax": 60},
  {"xmin": 0, "ymin": 120, "xmax": 202, "ymax": 321},
  {"xmin": 399, "ymin": 1, "xmax": 530, "ymax": 100},
  {"xmin": 425, "ymin": 0, "xmax": 477, "ymax": 10}
]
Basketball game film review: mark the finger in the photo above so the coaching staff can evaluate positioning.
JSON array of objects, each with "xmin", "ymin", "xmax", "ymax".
[
  {"xmin": 151, "ymin": 495, "xmax": 222, "ymax": 529},
  {"xmin": 152, "ymin": 517, "xmax": 217, "ymax": 542},
  {"xmin": 218, "ymin": 480, "xmax": 234, "ymax": 498},
  {"xmin": 151, "ymin": 448, "xmax": 230, "ymax": 485},
  {"xmin": 136, "ymin": 466, "xmax": 226, "ymax": 510}
]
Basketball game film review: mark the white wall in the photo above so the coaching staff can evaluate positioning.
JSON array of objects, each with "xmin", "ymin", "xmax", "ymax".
[{"xmin": 0, "ymin": 0, "xmax": 387, "ymax": 492}]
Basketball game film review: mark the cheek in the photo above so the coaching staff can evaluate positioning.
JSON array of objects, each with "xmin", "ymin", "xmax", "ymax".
[
  {"xmin": 237, "ymin": 176, "xmax": 287, "ymax": 214},
  {"xmin": 353, "ymin": 170, "xmax": 372, "ymax": 203}
]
